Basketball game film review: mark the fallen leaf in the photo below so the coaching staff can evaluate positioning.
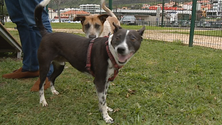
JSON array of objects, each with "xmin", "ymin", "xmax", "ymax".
[
  {"xmin": 128, "ymin": 89, "xmax": 136, "ymax": 94},
  {"xmin": 114, "ymin": 108, "xmax": 120, "ymax": 113}
]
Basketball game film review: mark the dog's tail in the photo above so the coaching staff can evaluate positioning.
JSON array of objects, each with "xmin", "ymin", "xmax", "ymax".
[
  {"xmin": 101, "ymin": 0, "xmax": 117, "ymax": 18},
  {"xmin": 35, "ymin": 0, "xmax": 51, "ymax": 37}
]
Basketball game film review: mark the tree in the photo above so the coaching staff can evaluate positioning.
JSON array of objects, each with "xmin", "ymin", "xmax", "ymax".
[
  {"xmin": 0, "ymin": 0, "xmax": 8, "ymax": 24},
  {"xmin": 53, "ymin": 0, "xmax": 63, "ymax": 23},
  {"xmin": 173, "ymin": 2, "xmax": 178, "ymax": 7}
]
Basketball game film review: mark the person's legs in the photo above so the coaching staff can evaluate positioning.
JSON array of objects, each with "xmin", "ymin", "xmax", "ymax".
[
  {"xmin": 19, "ymin": 0, "xmax": 52, "ymax": 72},
  {"xmin": 2, "ymin": 0, "xmax": 39, "ymax": 78},
  {"xmin": 19, "ymin": 0, "xmax": 54, "ymax": 91},
  {"xmin": 3, "ymin": 0, "xmax": 53, "ymax": 79}
]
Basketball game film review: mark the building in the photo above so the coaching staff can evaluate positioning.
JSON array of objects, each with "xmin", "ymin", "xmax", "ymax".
[
  {"xmin": 48, "ymin": 8, "xmax": 57, "ymax": 20},
  {"xmin": 212, "ymin": 0, "xmax": 222, "ymax": 11},
  {"xmin": 80, "ymin": 4, "xmax": 100, "ymax": 14},
  {"xmin": 60, "ymin": 10, "xmax": 89, "ymax": 18},
  {"xmin": 207, "ymin": 0, "xmax": 222, "ymax": 17}
]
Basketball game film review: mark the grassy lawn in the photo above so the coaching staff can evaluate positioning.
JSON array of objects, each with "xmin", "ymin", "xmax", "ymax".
[
  {"xmin": 4, "ymin": 22, "xmax": 82, "ymax": 30},
  {"xmin": 1, "ymin": 38, "xmax": 222, "ymax": 124},
  {"xmin": 7, "ymin": 30, "xmax": 20, "ymax": 44}
]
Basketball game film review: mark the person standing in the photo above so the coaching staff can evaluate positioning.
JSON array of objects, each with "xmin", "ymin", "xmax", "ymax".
[{"xmin": 3, "ymin": 0, "xmax": 53, "ymax": 91}]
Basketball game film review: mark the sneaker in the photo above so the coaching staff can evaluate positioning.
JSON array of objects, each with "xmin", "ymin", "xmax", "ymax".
[
  {"xmin": 2, "ymin": 68, "xmax": 39, "ymax": 79},
  {"xmin": 30, "ymin": 77, "xmax": 51, "ymax": 92}
]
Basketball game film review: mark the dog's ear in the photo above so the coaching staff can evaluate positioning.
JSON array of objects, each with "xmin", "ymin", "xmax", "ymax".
[
  {"xmin": 137, "ymin": 26, "xmax": 145, "ymax": 36},
  {"xmin": 113, "ymin": 22, "xmax": 122, "ymax": 33},
  {"xmin": 98, "ymin": 14, "xmax": 109, "ymax": 24},
  {"xmin": 73, "ymin": 16, "xmax": 86, "ymax": 25}
]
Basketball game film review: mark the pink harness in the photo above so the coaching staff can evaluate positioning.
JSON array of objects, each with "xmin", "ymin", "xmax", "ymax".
[{"xmin": 85, "ymin": 37, "xmax": 122, "ymax": 81}]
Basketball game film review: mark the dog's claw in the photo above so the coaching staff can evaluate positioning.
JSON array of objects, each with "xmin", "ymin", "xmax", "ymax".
[
  {"xmin": 52, "ymin": 90, "xmax": 59, "ymax": 95},
  {"xmin": 104, "ymin": 116, "xmax": 114, "ymax": 124},
  {"xmin": 40, "ymin": 100, "xmax": 48, "ymax": 107},
  {"xmin": 107, "ymin": 106, "xmax": 113, "ymax": 112}
]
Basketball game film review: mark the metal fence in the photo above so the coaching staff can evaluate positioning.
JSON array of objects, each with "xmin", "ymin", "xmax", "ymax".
[
  {"xmin": 141, "ymin": 20, "xmax": 222, "ymax": 49},
  {"xmin": 115, "ymin": 0, "xmax": 222, "ymax": 49}
]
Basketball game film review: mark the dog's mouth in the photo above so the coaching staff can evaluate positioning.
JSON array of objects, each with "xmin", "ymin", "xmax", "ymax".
[{"xmin": 118, "ymin": 52, "xmax": 134, "ymax": 64}]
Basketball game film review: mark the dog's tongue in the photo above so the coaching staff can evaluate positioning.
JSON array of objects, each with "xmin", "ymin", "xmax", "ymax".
[{"xmin": 118, "ymin": 53, "xmax": 133, "ymax": 63}]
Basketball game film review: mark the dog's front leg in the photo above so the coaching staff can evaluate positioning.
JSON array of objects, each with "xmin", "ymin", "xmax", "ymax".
[
  {"xmin": 95, "ymin": 80, "xmax": 114, "ymax": 123},
  {"xmin": 104, "ymin": 81, "xmax": 113, "ymax": 112},
  {"xmin": 39, "ymin": 82, "xmax": 48, "ymax": 106}
]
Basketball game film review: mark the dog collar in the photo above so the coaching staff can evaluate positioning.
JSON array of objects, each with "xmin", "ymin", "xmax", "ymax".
[{"xmin": 105, "ymin": 36, "xmax": 123, "ymax": 81}]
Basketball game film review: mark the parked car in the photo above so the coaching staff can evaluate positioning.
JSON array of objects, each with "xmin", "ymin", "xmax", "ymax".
[
  {"xmin": 51, "ymin": 19, "xmax": 59, "ymax": 23},
  {"xmin": 196, "ymin": 21, "xmax": 204, "ymax": 27},
  {"xmin": 171, "ymin": 22, "xmax": 179, "ymax": 27},
  {"xmin": 62, "ymin": 19, "xmax": 71, "ymax": 23},
  {"xmin": 215, "ymin": 21, "xmax": 222, "ymax": 28},
  {"xmin": 163, "ymin": 22, "xmax": 179, "ymax": 27},
  {"xmin": 120, "ymin": 15, "xmax": 137, "ymax": 25},
  {"xmin": 181, "ymin": 21, "xmax": 190, "ymax": 27},
  {"xmin": 203, "ymin": 21, "xmax": 211, "ymax": 28}
]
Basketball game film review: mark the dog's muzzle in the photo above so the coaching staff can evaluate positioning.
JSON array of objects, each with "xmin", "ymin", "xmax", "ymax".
[
  {"xmin": 116, "ymin": 45, "xmax": 134, "ymax": 64},
  {"xmin": 88, "ymin": 35, "xmax": 97, "ymax": 38},
  {"xmin": 117, "ymin": 47, "xmax": 126, "ymax": 54},
  {"xmin": 117, "ymin": 52, "xmax": 134, "ymax": 64}
]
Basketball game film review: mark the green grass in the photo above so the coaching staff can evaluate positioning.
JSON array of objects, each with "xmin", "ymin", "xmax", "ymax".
[
  {"xmin": 195, "ymin": 30, "xmax": 222, "ymax": 37},
  {"xmin": 1, "ymin": 39, "xmax": 222, "ymax": 124},
  {"xmin": 4, "ymin": 22, "xmax": 82, "ymax": 29},
  {"xmin": 51, "ymin": 23, "xmax": 82, "ymax": 29},
  {"xmin": 4, "ymin": 22, "xmax": 16, "ymax": 28},
  {"xmin": 7, "ymin": 30, "xmax": 21, "ymax": 44}
]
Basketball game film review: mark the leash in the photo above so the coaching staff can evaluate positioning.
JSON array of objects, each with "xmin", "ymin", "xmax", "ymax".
[{"xmin": 85, "ymin": 37, "xmax": 122, "ymax": 81}]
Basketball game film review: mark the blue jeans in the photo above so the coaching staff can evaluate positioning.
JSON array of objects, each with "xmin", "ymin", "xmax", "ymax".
[{"xmin": 6, "ymin": 0, "xmax": 53, "ymax": 76}]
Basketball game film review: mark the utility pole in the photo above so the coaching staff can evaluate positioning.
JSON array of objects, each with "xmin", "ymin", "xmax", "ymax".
[
  {"xmin": 189, "ymin": 0, "xmax": 197, "ymax": 47},
  {"xmin": 109, "ymin": 0, "xmax": 112, "ymax": 10},
  {"xmin": 161, "ymin": 0, "xmax": 164, "ymax": 27}
]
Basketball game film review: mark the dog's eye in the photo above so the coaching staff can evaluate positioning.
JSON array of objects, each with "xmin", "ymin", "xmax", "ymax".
[
  {"xmin": 130, "ymin": 35, "xmax": 136, "ymax": 41},
  {"xmin": 85, "ymin": 23, "xmax": 90, "ymax": 29},
  {"xmin": 95, "ymin": 23, "xmax": 100, "ymax": 29},
  {"xmin": 116, "ymin": 35, "xmax": 121, "ymax": 40}
]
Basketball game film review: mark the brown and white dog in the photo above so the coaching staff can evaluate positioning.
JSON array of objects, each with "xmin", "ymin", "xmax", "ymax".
[
  {"xmin": 74, "ymin": 0, "xmax": 120, "ymax": 38},
  {"xmin": 35, "ymin": 0, "xmax": 145, "ymax": 123}
]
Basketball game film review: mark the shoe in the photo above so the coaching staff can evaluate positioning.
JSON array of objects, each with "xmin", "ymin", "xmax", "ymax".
[
  {"xmin": 30, "ymin": 77, "xmax": 51, "ymax": 92},
  {"xmin": 2, "ymin": 68, "xmax": 39, "ymax": 79}
]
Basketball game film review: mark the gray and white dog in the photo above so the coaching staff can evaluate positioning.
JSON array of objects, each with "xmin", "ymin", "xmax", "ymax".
[{"xmin": 35, "ymin": 0, "xmax": 145, "ymax": 123}]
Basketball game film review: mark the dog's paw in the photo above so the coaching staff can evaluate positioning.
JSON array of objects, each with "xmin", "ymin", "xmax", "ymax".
[
  {"xmin": 40, "ymin": 100, "xmax": 48, "ymax": 107},
  {"xmin": 107, "ymin": 106, "xmax": 114, "ymax": 112},
  {"xmin": 52, "ymin": 90, "xmax": 59, "ymax": 95},
  {"xmin": 104, "ymin": 116, "xmax": 114, "ymax": 124}
]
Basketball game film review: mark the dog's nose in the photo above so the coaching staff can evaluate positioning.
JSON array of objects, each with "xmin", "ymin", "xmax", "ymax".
[
  {"xmin": 89, "ymin": 35, "xmax": 96, "ymax": 38},
  {"xmin": 117, "ymin": 47, "xmax": 125, "ymax": 54}
]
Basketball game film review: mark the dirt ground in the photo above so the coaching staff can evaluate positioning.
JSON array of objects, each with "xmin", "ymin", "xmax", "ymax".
[{"xmin": 144, "ymin": 30, "xmax": 222, "ymax": 49}]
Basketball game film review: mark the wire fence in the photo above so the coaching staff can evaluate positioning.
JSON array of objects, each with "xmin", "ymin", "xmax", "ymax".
[
  {"xmin": 115, "ymin": 0, "xmax": 222, "ymax": 49},
  {"xmin": 140, "ymin": 21, "xmax": 222, "ymax": 49}
]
